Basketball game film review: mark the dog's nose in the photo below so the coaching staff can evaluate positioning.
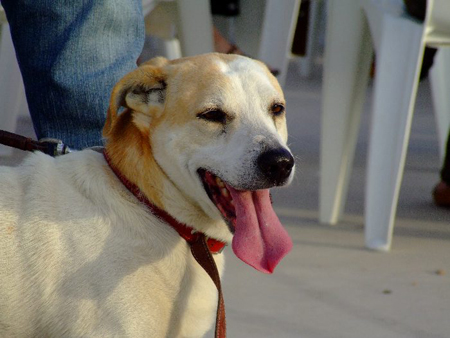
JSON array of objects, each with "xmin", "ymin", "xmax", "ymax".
[{"xmin": 257, "ymin": 148, "xmax": 294, "ymax": 185}]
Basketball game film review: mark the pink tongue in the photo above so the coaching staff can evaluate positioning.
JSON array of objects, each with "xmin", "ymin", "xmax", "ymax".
[{"xmin": 227, "ymin": 187, "xmax": 293, "ymax": 274}]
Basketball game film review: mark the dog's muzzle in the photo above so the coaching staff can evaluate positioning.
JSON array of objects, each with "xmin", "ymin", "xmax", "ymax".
[{"xmin": 257, "ymin": 148, "xmax": 294, "ymax": 186}]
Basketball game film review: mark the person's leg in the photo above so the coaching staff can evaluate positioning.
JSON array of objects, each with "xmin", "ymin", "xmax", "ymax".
[
  {"xmin": 3, "ymin": 0, "xmax": 145, "ymax": 149},
  {"xmin": 433, "ymin": 130, "xmax": 450, "ymax": 207},
  {"xmin": 440, "ymin": 131, "xmax": 450, "ymax": 185}
]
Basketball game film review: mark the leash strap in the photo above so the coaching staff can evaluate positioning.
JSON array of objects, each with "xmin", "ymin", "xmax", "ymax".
[
  {"xmin": 190, "ymin": 234, "xmax": 226, "ymax": 338},
  {"xmin": 0, "ymin": 129, "xmax": 49, "ymax": 153},
  {"xmin": 0, "ymin": 130, "xmax": 70, "ymax": 156}
]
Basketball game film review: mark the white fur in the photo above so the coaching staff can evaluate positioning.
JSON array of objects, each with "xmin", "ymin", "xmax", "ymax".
[{"xmin": 0, "ymin": 151, "xmax": 222, "ymax": 337}]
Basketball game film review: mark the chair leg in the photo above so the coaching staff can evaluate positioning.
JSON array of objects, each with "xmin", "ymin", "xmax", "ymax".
[
  {"xmin": 296, "ymin": 0, "xmax": 324, "ymax": 78},
  {"xmin": 161, "ymin": 39, "xmax": 182, "ymax": 60},
  {"xmin": 175, "ymin": 0, "xmax": 214, "ymax": 57},
  {"xmin": 364, "ymin": 15, "xmax": 425, "ymax": 251},
  {"xmin": 257, "ymin": 0, "xmax": 301, "ymax": 87},
  {"xmin": 319, "ymin": 1, "xmax": 373, "ymax": 224},
  {"xmin": 429, "ymin": 47, "xmax": 450, "ymax": 163}
]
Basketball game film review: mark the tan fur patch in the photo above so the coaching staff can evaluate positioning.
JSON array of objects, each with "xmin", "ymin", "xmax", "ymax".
[{"xmin": 105, "ymin": 110, "xmax": 165, "ymax": 208}]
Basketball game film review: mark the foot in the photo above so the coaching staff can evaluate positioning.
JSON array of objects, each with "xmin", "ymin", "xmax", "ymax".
[
  {"xmin": 432, "ymin": 181, "xmax": 450, "ymax": 208},
  {"xmin": 213, "ymin": 27, "xmax": 245, "ymax": 55}
]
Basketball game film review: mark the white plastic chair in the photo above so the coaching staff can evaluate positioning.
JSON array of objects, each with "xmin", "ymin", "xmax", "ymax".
[
  {"xmin": 320, "ymin": 0, "xmax": 450, "ymax": 251},
  {"xmin": 143, "ymin": 0, "xmax": 214, "ymax": 60},
  {"xmin": 293, "ymin": 0, "xmax": 325, "ymax": 78},
  {"xmin": 146, "ymin": 0, "xmax": 304, "ymax": 86},
  {"xmin": 257, "ymin": 0, "xmax": 302, "ymax": 86},
  {"xmin": 430, "ymin": 47, "xmax": 450, "ymax": 160}
]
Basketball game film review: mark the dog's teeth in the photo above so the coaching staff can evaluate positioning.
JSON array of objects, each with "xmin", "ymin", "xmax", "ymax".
[
  {"xmin": 216, "ymin": 177, "xmax": 225, "ymax": 188},
  {"xmin": 221, "ymin": 188, "xmax": 229, "ymax": 198}
]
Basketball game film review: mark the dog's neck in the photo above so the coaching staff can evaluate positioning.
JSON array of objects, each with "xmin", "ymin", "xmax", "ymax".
[
  {"xmin": 103, "ymin": 149, "xmax": 226, "ymax": 253},
  {"xmin": 104, "ymin": 114, "xmax": 232, "ymax": 243}
]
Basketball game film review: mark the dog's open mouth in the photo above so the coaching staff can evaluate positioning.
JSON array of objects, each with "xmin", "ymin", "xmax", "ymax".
[
  {"xmin": 198, "ymin": 169, "xmax": 236, "ymax": 233},
  {"xmin": 198, "ymin": 168, "xmax": 293, "ymax": 274}
]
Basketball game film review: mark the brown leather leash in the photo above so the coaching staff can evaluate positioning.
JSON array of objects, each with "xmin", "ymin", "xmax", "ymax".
[
  {"xmin": 0, "ymin": 129, "xmax": 70, "ymax": 157},
  {"xmin": 103, "ymin": 150, "xmax": 227, "ymax": 338},
  {"xmin": 190, "ymin": 235, "xmax": 226, "ymax": 338}
]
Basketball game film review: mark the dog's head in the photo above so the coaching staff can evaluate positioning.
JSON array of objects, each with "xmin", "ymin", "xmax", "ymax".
[{"xmin": 104, "ymin": 53, "xmax": 294, "ymax": 273}]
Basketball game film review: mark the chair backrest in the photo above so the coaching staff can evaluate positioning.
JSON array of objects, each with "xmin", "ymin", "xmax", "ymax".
[{"xmin": 424, "ymin": 0, "xmax": 450, "ymax": 46}]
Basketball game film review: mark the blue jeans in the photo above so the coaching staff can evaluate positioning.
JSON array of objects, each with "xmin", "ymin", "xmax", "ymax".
[{"xmin": 3, "ymin": 0, "xmax": 145, "ymax": 149}]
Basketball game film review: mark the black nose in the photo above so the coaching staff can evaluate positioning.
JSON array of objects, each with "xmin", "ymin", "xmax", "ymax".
[{"xmin": 257, "ymin": 148, "xmax": 294, "ymax": 185}]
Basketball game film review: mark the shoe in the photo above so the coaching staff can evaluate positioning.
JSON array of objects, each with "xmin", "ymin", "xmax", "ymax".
[{"xmin": 432, "ymin": 181, "xmax": 450, "ymax": 208}]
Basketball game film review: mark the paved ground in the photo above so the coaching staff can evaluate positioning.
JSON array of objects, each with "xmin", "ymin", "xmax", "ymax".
[{"xmin": 1, "ymin": 61, "xmax": 449, "ymax": 338}]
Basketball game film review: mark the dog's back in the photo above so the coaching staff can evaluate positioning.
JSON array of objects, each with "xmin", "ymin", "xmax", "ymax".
[{"xmin": 0, "ymin": 150, "xmax": 221, "ymax": 337}]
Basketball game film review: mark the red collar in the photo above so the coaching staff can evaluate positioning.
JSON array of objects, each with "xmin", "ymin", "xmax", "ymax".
[{"xmin": 103, "ymin": 150, "xmax": 227, "ymax": 254}]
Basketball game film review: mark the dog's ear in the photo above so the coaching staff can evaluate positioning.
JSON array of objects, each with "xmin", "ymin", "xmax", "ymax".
[{"xmin": 103, "ymin": 57, "xmax": 169, "ymax": 138}]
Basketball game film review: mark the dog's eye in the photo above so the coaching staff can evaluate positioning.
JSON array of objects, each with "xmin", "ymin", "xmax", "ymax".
[
  {"xmin": 198, "ymin": 110, "xmax": 227, "ymax": 124},
  {"xmin": 271, "ymin": 104, "xmax": 285, "ymax": 117}
]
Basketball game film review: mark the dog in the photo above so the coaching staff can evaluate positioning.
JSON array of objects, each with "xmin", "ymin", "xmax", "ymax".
[{"xmin": 0, "ymin": 53, "xmax": 295, "ymax": 337}]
